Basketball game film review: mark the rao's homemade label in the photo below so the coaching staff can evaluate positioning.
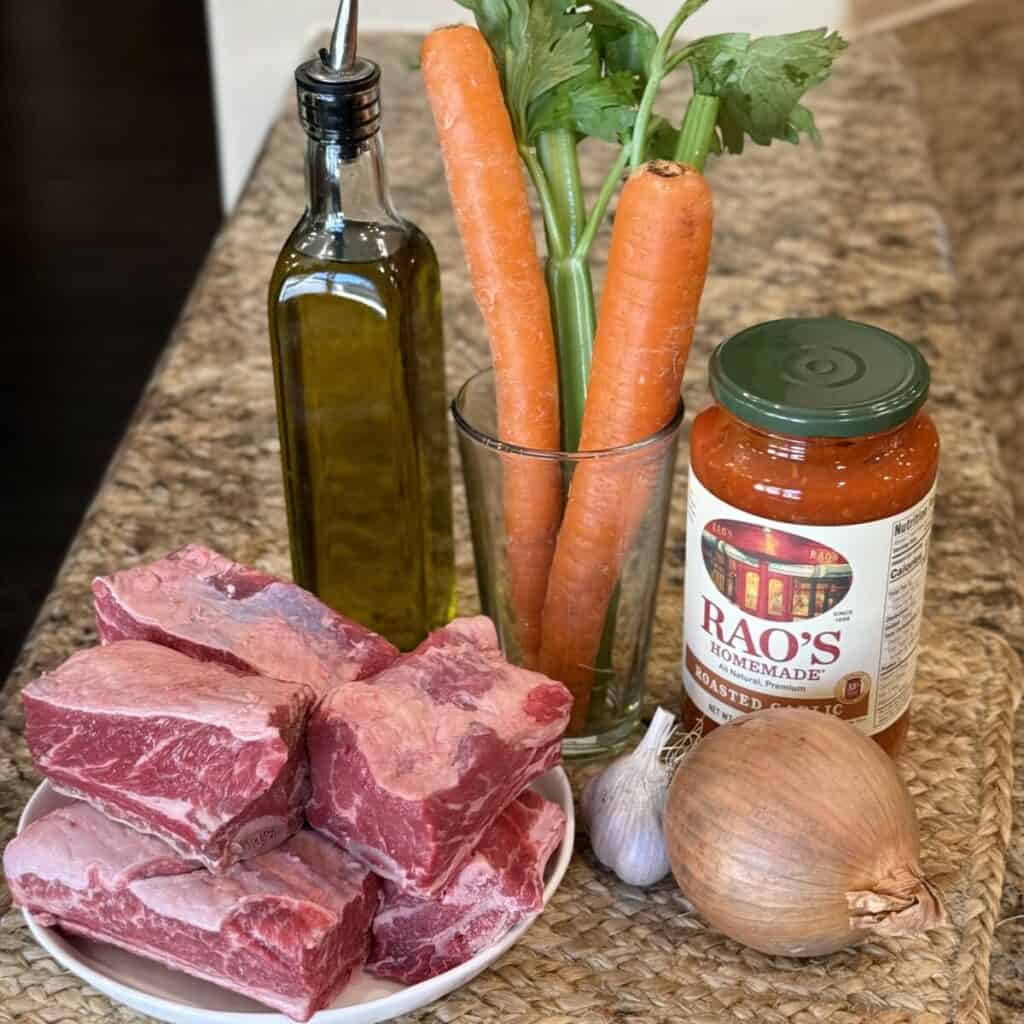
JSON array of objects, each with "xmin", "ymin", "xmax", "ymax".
[{"xmin": 682, "ymin": 468, "xmax": 936, "ymax": 735}]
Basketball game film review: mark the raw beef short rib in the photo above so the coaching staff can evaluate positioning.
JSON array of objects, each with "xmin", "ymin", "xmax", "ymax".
[
  {"xmin": 4, "ymin": 804, "xmax": 378, "ymax": 1021},
  {"xmin": 307, "ymin": 616, "xmax": 572, "ymax": 895},
  {"xmin": 92, "ymin": 544, "xmax": 397, "ymax": 696},
  {"xmin": 23, "ymin": 640, "xmax": 314, "ymax": 871},
  {"xmin": 368, "ymin": 789, "xmax": 566, "ymax": 984}
]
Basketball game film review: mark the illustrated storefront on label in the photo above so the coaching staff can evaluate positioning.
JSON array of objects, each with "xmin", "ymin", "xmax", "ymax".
[{"xmin": 701, "ymin": 519, "xmax": 853, "ymax": 622}]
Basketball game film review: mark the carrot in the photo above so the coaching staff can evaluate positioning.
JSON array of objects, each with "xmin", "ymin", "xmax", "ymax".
[
  {"xmin": 421, "ymin": 26, "xmax": 561, "ymax": 667},
  {"xmin": 540, "ymin": 161, "xmax": 713, "ymax": 730}
]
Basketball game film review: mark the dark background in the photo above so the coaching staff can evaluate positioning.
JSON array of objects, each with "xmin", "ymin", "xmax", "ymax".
[{"xmin": 0, "ymin": 2, "xmax": 222, "ymax": 676}]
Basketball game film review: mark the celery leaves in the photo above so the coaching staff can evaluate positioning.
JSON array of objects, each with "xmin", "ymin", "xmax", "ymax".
[
  {"xmin": 680, "ymin": 28, "xmax": 847, "ymax": 153},
  {"xmin": 644, "ymin": 117, "xmax": 684, "ymax": 160},
  {"xmin": 585, "ymin": 0, "xmax": 658, "ymax": 77},
  {"xmin": 456, "ymin": 0, "xmax": 592, "ymax": 141},
  {"xmin": 528, "ymin": 69, "xmax": 640, "ymax": 144},
  {"xmin": 457, "ymin": 0, "xmax": 656, "ymax": 147},
  {"xmin": 541, "ymin": 1, "xmax": 658, "ymax": 143}
]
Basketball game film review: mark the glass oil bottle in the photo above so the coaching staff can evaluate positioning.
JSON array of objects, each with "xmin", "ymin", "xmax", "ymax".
[{"xmin": 267, "ymin": 1, "xmax": 455, "ymax": 649}]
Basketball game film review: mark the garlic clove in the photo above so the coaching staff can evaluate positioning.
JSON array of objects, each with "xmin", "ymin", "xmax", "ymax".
[{"xmin": 592, "ymin": 793, "xmax": 671, "ymax": 887}]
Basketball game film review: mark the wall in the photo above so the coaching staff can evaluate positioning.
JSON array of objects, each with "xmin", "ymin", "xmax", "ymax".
[{"xmin": 205, "ymin": 0, "xmax": 849, "ymax": 211}]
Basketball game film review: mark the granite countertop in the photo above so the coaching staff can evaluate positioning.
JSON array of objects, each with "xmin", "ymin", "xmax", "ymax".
[
  {"xmin": 897, "ymin": 0, "xmax": 1024, "ymax": 516},
  {"xmin": 1, "ymin": 27, "xmax": 1022, "ymax": 1024}
]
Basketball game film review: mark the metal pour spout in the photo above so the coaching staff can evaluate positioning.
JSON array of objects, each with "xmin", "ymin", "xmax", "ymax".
[
  {"xmin": 294, "ymin": 0, "xmax": 379, "ymax": 148},
  {"xmin": 326, "ymin": 0, "xmax": 358, "ymax": 72}
]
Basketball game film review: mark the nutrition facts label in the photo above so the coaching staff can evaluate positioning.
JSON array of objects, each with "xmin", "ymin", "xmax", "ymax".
[{"xmin": 875, "ymin": 495, "xmax": 935, "ymax": 729}]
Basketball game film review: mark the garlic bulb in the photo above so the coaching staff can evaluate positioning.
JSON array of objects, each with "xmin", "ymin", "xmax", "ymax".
[{"xmin": 581, "ymin": 707, "xmax": 677, "ymax": 886}]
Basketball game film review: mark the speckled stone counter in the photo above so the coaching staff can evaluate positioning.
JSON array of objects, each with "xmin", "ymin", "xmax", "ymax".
[
  {"xmin": 898, "ymin": 0, "xmax": 1024, "ymax": 517},
  {"xmin": 896, "ymin": 4, "xmax": 1024, "ymax": 1019},
  {"xmin": 1, "ymin": 29, "xmax": 1021, "ymax": 1023}
]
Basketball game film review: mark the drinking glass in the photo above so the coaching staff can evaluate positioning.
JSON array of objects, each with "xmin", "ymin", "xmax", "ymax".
[{"xmin": 453, "ymin": 368, "xmax": 683, "ymax": 756}]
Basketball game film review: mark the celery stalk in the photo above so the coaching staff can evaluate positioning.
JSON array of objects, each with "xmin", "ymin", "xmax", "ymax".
[
  {"xmin": 536, "ymin": 127, "xmax": 596, "ymax": 452},
  {"xmin": 545, "ymin": 258, "xmax": 596, "ymax": 452},
  {"xmin": 630, "ymin": 0, "xmax": 710, "ymax": 170},
  {"xmin": 673, "ymin": 93, "xmax": 720, "ymax": 172},
  {"xmin": 536, "ymin": 128, "xmax": 587, "ymax": 249}
]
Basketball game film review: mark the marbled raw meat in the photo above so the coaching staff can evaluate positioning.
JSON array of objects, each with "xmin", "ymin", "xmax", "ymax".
[
  {"xmin": 92, "ymin": 544, "xmax": 397, "ymax": 696},
  {"xmin": 368, "ymin": 789, "xmax": 566, "ymax": 984},
  {"xmin": 4, "ymin": 803, "xmax": 378, "ymax": 1021},
  {"xmin": 306, "ymin": 616, "xmax": 572, "ymax": 895},
  {"xmin": 23, "ymin": 640, "xmax": 313, "ymax": 871}
]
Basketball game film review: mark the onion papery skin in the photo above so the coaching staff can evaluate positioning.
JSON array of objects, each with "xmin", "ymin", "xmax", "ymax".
[{"xmin": 664, "ymin": 708, "xmax": 946, "ymax": 957}]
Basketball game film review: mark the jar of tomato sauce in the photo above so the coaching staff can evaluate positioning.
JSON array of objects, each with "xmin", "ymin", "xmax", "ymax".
[{"xmin": 682, "ymin": 318, "xmax": 939, "ymax": 756}]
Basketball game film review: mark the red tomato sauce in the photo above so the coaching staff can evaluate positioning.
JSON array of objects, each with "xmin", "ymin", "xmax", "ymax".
[{"xmin": 685, "ymin": 406, "xmax": 940, "ymax": 755}]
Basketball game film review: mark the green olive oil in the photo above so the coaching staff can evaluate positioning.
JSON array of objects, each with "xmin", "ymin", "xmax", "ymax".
[{"xmin": 268, "ymin": 27, "xmax": 454, "ymax": 650}]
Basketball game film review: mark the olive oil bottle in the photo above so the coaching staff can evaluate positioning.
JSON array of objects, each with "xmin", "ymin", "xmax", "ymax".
[{"xmin": 268, "ymin": 1, "xmax": 454, "ymax": 649}]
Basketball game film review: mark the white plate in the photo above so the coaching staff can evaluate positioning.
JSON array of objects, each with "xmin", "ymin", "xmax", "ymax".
[{"xmin": 17, "ymin": 770, "xmax": 575, "ymax": 1024}]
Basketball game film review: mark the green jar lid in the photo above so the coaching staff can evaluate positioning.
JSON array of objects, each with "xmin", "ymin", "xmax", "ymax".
[{"xmin": 709, "ymin": 317, "xmax": 930, "ymax": 438}]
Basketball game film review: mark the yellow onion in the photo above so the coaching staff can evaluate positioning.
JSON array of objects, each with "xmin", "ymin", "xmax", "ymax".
[{"xmin": 664, "ymin": 708, "xmax": 946, "ymax": 957}]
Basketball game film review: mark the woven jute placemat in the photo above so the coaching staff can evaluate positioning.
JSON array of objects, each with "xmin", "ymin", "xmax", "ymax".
[{"xmin": 0, "ymin": 618, "xmax": 1019, "ymax": 1024}]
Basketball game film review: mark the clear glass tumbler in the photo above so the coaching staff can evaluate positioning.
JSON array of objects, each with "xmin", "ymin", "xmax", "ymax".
[{"xmin": 453, "ymin": 369, "xmax": 683, "ymax": 757}]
